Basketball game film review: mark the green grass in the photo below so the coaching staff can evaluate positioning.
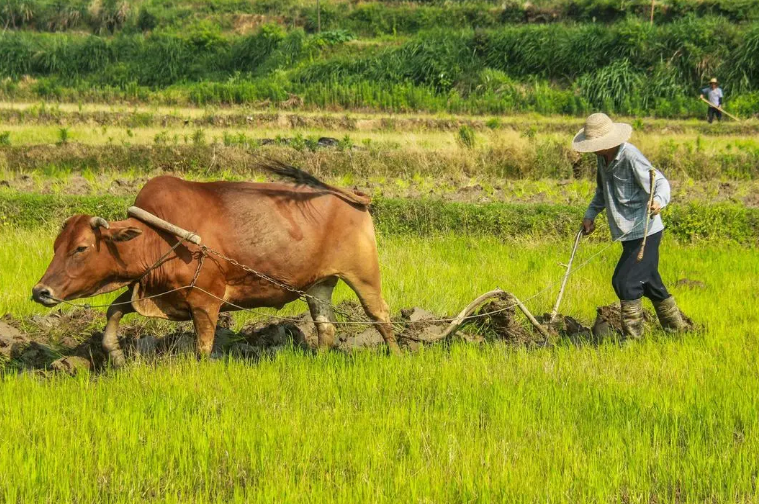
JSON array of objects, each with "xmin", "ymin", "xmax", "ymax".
[
  {"xmin": 2, "ymin": 229, "xmax": 759, "ymax": 502},
  {"xmin": 2, "ymin": 192, "xmax": 757, "ymax": 246},
  {"xmin": 1, "ymin": 226, "xmax": 754, "ymax": 322}
]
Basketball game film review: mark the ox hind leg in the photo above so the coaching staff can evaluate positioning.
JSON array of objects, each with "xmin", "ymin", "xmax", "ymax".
[
  {"xmin": 104, "ymin": 290, "xmax": 135, "ymax": 368},
  {"xmin": 306, "ymin": 277, "xmax": 339, "ymax": 351},
  {"xmin": 339, "ymin": 263, "xmax": 401, "ymax": 356}
]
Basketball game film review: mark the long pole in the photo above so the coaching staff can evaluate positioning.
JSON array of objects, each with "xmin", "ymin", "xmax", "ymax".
[
  {"xmin": 549, "ymin": 229, "xmax": 583, "ymax": 323},
  {"xmin": 316, "ymin": 0, "xmax": 321, "ymax": 33},
  {"xmin": 650, "ymin": 0, "xmax": 655, "ymax": 24},
  {"xmin": 699, "ymin": 96, "xmax": 741, "ymax": 121}
]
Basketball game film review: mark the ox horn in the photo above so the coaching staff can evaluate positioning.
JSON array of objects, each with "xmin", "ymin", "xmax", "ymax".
[{"xmin": 89, "ymin": 216, "xmax": 110, "ymax": 230}]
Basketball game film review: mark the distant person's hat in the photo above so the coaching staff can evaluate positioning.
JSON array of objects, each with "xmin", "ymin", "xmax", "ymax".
[
  {"xmin": 571, "ymin": 113, "xmax": 632, "ymax": 153},
  {"xmin": 710, "ymin": 77, "xmax": 718, "ymax": 84}
]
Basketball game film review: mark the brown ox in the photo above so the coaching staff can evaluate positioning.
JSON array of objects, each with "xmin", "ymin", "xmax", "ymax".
[{"xmin": 32, "ymin": 167, "xmax": 399, "ymax": 365}]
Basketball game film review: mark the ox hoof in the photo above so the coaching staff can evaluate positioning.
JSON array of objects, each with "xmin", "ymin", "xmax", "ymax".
[
  {"xmin": 109, "ymin": 350, "xmax": 126, "ymax": 368},
  {"xmin": 387, "ymin": 342, "xmax": 402, "ymax": 356}
]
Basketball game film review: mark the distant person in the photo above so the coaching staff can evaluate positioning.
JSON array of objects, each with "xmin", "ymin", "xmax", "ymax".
[
  {"xmin": 572, "ymin": 113, "xmax": 688, "ymax": 339},
  {"xmin": 700, "ymin": 78, "xmax": 723, "ymax": 124}
]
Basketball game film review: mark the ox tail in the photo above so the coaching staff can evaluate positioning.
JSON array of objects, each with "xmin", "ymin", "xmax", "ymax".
[{"xmin": 258, "ymin": 160, "xmax": 372, "ymax": 208}]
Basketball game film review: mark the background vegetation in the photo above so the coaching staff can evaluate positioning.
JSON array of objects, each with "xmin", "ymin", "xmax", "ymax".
[
  {"xmin": 2, "ymin": 2, "xmax": 759, "ymax": 117},
  {"xmin": 2, "ymin": 3, "xmax": 758, "ymax": 501},
  {"xmin": 4, "ymin": 0, "xmax": 759, "ymax": 34}
]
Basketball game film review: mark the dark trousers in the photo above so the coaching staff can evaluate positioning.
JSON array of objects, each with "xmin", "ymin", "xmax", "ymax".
[
  {"xmin": 708, "ymin": 106, "xmax": 722, "ymax": 123},
  {"xmin": 612, "ymin": 230, "xmax": 670, "ymax": 302}
]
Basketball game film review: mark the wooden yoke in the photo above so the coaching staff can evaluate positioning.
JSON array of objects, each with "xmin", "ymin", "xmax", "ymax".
[{"xmin": 127, "ymin": 206, "xmax": 202, "ymax": 245}]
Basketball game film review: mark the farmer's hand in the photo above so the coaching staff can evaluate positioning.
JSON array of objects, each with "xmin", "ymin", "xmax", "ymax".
[
  {"xmin": 582, "ymin": 218, "xmax": 595, "ymax": 235},
  {"xmin": 650, "ymin": 200, "xmax": 661, "ymax": 216}
]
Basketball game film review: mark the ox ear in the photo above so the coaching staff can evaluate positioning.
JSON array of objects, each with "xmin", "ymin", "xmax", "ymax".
[{"xmin": 102, "ymin": 226, "xmax": 143, "ymax": 243}]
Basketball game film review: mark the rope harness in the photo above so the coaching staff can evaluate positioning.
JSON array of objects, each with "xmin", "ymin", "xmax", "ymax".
[{"xmin": 51, "ymin": 208, "xmax": 650, "ymax": 329}]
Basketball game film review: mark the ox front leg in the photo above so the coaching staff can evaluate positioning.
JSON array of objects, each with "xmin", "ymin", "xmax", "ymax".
[
  {"xmin": 191, "ymin": 305, "xmax": 220, "ymax": 359},
  {"xmin": 104, "ymin": 291, "xmax": 135, "ymax": 368}
]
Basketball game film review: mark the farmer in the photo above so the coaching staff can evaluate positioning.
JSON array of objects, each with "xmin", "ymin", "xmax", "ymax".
[
  {"xmin": 700, "ymin": 78, "xmax": 724, "ymax": 123},
  {"xmin": 573, "ymin": 113, "xmax": 687, "ymax": 339}
]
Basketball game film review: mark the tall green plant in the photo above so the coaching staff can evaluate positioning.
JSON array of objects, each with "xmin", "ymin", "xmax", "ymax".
[
  {"xmin": 457, "ymin": 125, "xmax": 476, "ymax": 149},
  {"xmin": 578, "ymin": 59, "xmax": 644, "ymax": 112}
]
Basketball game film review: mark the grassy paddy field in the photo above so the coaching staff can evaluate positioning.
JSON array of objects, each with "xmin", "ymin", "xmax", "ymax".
[
  {"xmin": 2, "ymin": 104, "xmax": 758, "ymax": 502},
  {"xmin": 1, "ymin": 230, "xmax": 759, "ymax": 502}
]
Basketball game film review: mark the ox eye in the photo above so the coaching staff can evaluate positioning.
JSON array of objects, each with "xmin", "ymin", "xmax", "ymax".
[{"xmin": 74, "ymin": 245, "xmax": 89, "ymax": 254}]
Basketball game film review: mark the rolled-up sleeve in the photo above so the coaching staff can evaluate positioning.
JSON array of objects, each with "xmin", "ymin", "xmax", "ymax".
[
  {"xmin": 632, "ymin": 150, "xmax": 670, "ymax": 208},
  {"xmin": 584, "ymin": 167, "xmax": 606, "ymax": 220}
]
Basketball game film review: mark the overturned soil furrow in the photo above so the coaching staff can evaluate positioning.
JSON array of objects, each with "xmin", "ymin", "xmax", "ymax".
[{"xmin": 0, "ymin": 302, "xmax": 583, "ymax": 375}]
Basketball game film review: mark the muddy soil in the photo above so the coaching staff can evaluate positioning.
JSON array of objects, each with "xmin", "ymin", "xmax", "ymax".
[
  {"xmin": 0, "ymin": 300, "xmax": 569, "ymax": 374},
  {"xmin": 1, "ymin": 298, "xmax": 695, "ymax": 375},
  {"xmin": 590, "ymin": 303, "xmax": 694, "ymax": 340},
  {"xmin": 674, "ymin": 278, "xmax": 707, "ymax": 290}
]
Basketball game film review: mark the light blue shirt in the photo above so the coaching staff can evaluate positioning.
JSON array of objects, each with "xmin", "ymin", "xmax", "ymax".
[
  {"xmin": 701, "ymin": 86, "xmax": 723, "ymax": 107},
  {"xmin": 584, "ymin": 143, "xmax": 671, "ymax": 242}
]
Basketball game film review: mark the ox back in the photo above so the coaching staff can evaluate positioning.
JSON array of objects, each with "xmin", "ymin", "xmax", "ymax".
[{"xmin": 133, "ymin": 175, "xmax": 378, "ymax": 311}]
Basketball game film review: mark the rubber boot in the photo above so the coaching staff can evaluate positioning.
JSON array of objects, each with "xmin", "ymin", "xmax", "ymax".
[
  {"xmin": 620, "ymin": 299, "xmax": 644, "ymax": 339},
  {"xmin": 652, "ymin": 296, "xmax": 688, "ymax": 332}
]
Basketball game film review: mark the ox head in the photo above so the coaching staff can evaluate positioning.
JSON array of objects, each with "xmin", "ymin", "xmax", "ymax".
[{"xmin": 31, "ymin": 215, "xmax": 143, "ymax": 307}]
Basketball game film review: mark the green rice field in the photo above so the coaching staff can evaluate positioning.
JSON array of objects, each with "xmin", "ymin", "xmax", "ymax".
[
  {"xmin": 1, "ymin": 97, "xmax": 757, "ymax": 502},
  {"xmin": 1, "ymin": 230, "xmax": 758, "ymax": 502}
]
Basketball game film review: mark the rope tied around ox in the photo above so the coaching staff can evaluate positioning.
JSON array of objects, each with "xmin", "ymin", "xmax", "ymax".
[{"xmin": 49, "ymin": 207, "xmax": 650, "ymax": 344}]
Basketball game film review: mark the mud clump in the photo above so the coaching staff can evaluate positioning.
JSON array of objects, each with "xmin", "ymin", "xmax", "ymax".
[
  {"xmin": 592, "ymin": 304, "xmax": 624, "ymax": 340},
  {"xmin": 591, "ymin": 303, "xmax": 663, "ymax": 340},
  {"xmin": 473, "ymin": 299, "xmax": 535, "ymax": 344},
  {"xmin": 538, "ymin": 313, "xmax": 592, "ymax": 344},
  {"xmin": 50, "ymin": 356, "xmax": 92, "ymax": 375},
  {"xmin": 0, "ymin": 320, "xmax": 30, "ymax": 360},
  {"xmin": 1, "ymin": 312, "xmax": 107, "ymax": 373},
  {"xmin": 674, "ymin": 278, "xmax": 706, "ymax": 290},
  {"xmin": 239, "ymin": 320, "xmax": 306, "ymax": 353},
  {"xmin": 398, "ymin": 307, "xmax": 448, "ymax": 349},
  {"xmin": 592, "ymin": 302, "xmax": 696, "ymax": 339},
  {"xmin": 9, "ymin": 295, "xmax": 701, "ymax": 376}
]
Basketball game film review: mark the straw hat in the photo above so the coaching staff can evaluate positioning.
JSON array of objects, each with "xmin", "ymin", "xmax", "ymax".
[
  {"xmin": 709, "ymin": 77, "xmax": 718, "ymax": 84},
  {"xmin": 571, "ymin": 113, "xmax": 632, "ymax": 153}
]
